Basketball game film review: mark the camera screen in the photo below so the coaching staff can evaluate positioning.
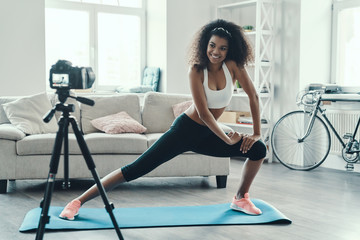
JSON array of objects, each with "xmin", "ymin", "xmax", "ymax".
[{"xmin": 52, "ymin": 74, "xmax": 69, "ymax": 87}]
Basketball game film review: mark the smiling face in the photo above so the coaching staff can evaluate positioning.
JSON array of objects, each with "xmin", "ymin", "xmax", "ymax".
[{"xmin": 206, "ymin": 35, "xmax": 229, "ymax": 64}]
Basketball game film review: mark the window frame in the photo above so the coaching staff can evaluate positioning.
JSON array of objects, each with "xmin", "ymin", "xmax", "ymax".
[
  {"xmin": 45, "ymin": 0, "xmax": 146, "ymax": 92},
  {"xmin": 331, "ymin": 0, "xmax": 360, "ymax": 90}
]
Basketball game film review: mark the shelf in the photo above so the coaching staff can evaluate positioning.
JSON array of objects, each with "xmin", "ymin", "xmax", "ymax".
[
  {"xmin": 217, "ymin": 0, "xmax": 274, "ymax": 162},
  {"xmin": 246, "ymin": 61, "xmax": 272, "ymax": 68},
  {"xmin": 244, "ymin": 31, "xmax": 256, "ymax": 36},
  {"xmin": 244, "ymin": 30, "xmax": 273, "ymax": 36},
  {"xmin": 259, "ymin": 61, "xmax": 272, "ymax": 67}
]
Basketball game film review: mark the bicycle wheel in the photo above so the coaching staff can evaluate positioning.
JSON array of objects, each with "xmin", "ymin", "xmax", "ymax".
[{"xmin": 271, "ymin": 110, "xmax": 331, "ymax": 170}]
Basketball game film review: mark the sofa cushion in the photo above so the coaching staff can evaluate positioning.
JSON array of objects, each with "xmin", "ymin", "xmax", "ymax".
[
  {"xmin": 16, "ymin": 133, "xmax": 80, "ymax": 155},
  {"xmin": 84, "ymin": 133, "xmax": 147, "ymax": 154},
  {"xmin": 0, "ymin": 124, "xmax": 26, "ymax": 140},
  {"xmin": 2, "ymin": 92, "xmax": 58, "ymax": 135},
  {"xmin": 142, "ymin": 92, "xmax": 192, "ymax": 133},
  {"xmin": 81, "ymin": 94, "xmax": 142, "ymax": 134},
  {"xmin": 91, "ymin": 111, "xmax": 146, "ymax": 134},
  {"xmin": 1, "ymin": 94, "xmax": 55, "ymax": 124},
  {"xmin": 145, "ymin": 133, "xmax": 163, "ymax": 147},
  {"xmin": 16, "ymin": 132, "xmax": 148, "ymax": 155}
]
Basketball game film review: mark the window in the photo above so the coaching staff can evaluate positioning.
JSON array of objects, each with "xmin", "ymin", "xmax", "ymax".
[
  {"xmin": 331, "ymin": 0, "xmax": 360, "ymax": 88},
  {"xmin": 45, "ymin": 8, "xmax": 90, "ymax": 74},
  {"xmin": 97, "ymin": 13, "xmax": 141, "ymax": 86},
  {"xmin": 45, "ymin": 0, "xmax": 145, "ymax": 91}
]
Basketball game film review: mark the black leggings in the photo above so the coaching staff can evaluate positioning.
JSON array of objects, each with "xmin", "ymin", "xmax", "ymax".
[{"xmin": 121, "ymin": 113, "xmax": 267, "ymax": 182}]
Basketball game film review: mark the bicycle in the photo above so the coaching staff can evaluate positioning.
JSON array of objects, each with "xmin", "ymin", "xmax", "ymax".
[{"xmin": 271, "ymin": 90, "xmax": 360, "ymax": 170}]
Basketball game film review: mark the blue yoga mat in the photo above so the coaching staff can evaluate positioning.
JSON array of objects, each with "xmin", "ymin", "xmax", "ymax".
[{"xmin": 19, "ymin": 199, "xmax": 291, "ymax": 232}]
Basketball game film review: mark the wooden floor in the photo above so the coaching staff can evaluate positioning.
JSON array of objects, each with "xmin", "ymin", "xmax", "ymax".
[{"xmin": 1, "ymin": 159, "xmax": 359, "ymax": 240}]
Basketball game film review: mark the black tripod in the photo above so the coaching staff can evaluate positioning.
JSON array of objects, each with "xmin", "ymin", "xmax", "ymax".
[{"xmin": 35, "ymin": 90, "xmax": 124, "ymax": 240}]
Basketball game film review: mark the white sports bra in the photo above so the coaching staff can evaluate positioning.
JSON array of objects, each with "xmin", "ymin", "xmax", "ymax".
[{"xmin": 203, "ymin": 63, "xmax": 234, "ymax": 109}]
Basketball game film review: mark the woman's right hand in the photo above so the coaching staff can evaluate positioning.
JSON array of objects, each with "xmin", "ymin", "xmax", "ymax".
[{"xmin": 227, "ymin": 131, "xmax": 243, "ymax": 145}]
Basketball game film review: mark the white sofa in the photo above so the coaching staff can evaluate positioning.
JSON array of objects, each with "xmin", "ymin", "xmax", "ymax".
[{"xmin": 0, "ymin": 92, "xmax": 230, "ymax": 193}]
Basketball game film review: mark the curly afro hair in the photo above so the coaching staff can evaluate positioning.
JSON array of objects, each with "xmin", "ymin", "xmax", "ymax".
[{"xmin": 188, "ymin": 19, "xmax": 253, "ymax": 71}]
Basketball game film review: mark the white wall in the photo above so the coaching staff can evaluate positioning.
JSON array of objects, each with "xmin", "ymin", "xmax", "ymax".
[
  {"xmin": 146, "ymin": 0, "xmax": 167, "ymax": 92},
  {"xmin": 273, "ymin": 0, "xmax": 301, "ymax": 121},
  {"xmin": 166, "ymin": 0, "xmax": 217, "ymax": 93},
  {"xmin": 0, "ymin": 0, "xmax": 46, "ymax": 96},
  {"xmin": 273, "ymin": 0, "xmax": 332, "ymax": 121},
  {"xmin": 147, "ymin": 0, "xmax": 217, "ymax": 94}
]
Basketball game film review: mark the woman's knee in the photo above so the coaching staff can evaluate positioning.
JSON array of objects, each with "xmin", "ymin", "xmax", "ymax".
[{"xmin": 248, "ymin": 140, "xmax": 267, "ymax": 161}]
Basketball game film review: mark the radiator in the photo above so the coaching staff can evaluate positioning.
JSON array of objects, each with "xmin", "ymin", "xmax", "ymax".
[{"xmin": 326, "ymin": 111, "xmax": 360, "ymax": 153}]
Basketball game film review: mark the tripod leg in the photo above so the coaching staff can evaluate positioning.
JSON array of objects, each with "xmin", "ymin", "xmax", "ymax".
[
  {"xmin": 70, "ymin": 118, "xmax": 124, "ymax": 240},
  {"xmin": 36, "ymin": 118, "xmax": 66, "ymax": 240},
  {"xmin": 63, "ymin": 123, "xmax": 70, "ymax": 189}
]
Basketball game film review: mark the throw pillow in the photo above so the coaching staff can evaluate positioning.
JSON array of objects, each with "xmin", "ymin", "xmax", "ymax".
[
  {"xmin": 2, "ymin": 92, "xmax": 58, "ymax": 135},
  {"xmin": 172, "ymin": 100, "xmax": 193, "ymax": 118},
  {"xmin": 91, "ymin": 111, "xmax": 147, "ymax": 134}
]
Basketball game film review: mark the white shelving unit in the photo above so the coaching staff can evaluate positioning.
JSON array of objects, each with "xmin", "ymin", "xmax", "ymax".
[{"xmin": 216, "ymin": 0, "xmax": 274, "ymax": 161}]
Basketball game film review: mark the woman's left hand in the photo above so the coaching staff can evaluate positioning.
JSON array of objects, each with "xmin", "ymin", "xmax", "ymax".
[{"xmin": 239, "ymin": 134, "xmax": 261, "ymax": 153}]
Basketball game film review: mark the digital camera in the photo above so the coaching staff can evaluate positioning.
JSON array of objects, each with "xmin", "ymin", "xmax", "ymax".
[{"xmin": 49, "ymin": 60, "xmax": 95, "ymax": 90}]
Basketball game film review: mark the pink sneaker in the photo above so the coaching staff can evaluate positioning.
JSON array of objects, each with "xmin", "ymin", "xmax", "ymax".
[
  {"xmin": 230, "ymin": 193, "xmax": 262, "ymax": 215},
  {"xmin": 59, "ymin": 199, "xmax": 81, "ymax": 220}
]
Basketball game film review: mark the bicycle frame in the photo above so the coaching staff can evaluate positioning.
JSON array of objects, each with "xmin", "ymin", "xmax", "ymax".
[{"xmin": 300, "ymin": 94, "xmax": 360, "ymax": 154}]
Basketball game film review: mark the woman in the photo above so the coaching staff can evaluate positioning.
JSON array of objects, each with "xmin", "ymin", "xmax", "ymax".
[{"xmin": 60, "ymin": 19, "xmax": 266, "ymax": 220}]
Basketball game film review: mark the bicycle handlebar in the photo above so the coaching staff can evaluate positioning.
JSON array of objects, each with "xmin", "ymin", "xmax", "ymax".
[{"xmin": 297, "ymin": 90, "xmax": 323, "ymax": 107}]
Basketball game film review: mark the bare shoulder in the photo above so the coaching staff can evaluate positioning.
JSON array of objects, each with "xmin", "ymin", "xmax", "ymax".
[
  {"xmin": 224, "ymin": 60, "xmax": 242, "ymax": 73},
  {"xmin": 188, "ymin": 65, "xmax": 204, "ymax": 83},
  {"xmin": 225, "ymin": 60, "xmax": 246, "ymax": 80}
]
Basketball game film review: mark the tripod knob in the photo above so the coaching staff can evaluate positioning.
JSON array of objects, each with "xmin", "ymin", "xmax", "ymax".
[{"xmin": 67, "ymin": 104, "xmax": 75, "ymax": 112}]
